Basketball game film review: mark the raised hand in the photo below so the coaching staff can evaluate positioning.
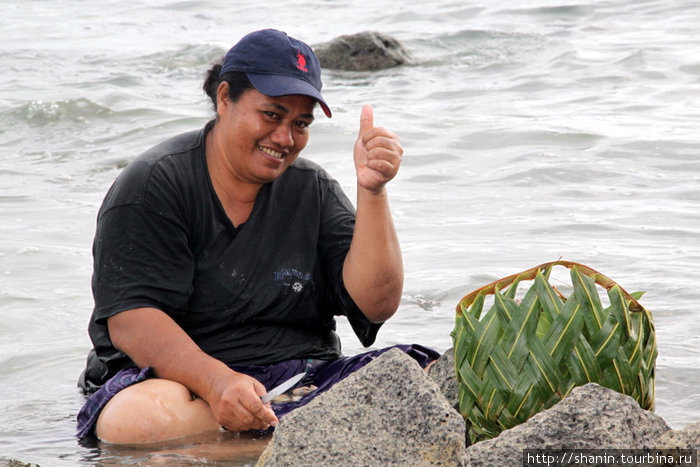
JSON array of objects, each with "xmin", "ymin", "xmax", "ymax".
[{"xmin": 353, "ymin": 105, "xmax": 404, "ymax": 194}]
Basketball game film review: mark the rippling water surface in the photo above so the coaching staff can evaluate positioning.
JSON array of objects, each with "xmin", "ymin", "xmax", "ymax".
[{"xmin": 2, "ymin": 1, "xmax": 699, "ymax": 465}]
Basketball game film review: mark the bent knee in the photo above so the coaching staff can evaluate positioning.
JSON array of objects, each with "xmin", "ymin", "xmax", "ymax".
[{"xmin": 96, "ymin": 378, "xmax": 221, "ymax": 444}]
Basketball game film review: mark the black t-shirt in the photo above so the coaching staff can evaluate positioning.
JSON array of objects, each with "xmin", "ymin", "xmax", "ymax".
[{"xmin": 83, "ymin": 121, "xmax": 381, "ymax": 388}]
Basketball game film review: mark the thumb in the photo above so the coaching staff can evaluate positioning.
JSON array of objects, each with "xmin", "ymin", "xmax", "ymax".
[{"xmin": 358, "ymin": 104, "xmax": 374, "ymax": 137}]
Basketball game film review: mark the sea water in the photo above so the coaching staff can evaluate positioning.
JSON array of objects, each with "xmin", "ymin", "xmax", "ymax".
[{"xmin": 1, "ymin": 0, "xmax": 699, "ymax": 465}]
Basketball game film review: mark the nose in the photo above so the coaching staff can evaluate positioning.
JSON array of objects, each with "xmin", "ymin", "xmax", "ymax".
[{"xmin": 270, "ymin": 123, "xmax": 294, "ymax": 148}]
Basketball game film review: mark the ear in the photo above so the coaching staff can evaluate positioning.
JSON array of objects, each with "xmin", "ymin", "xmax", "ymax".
[{"xmin": 216, "ymin": 81, "xmax": 230, "ymax": 117}]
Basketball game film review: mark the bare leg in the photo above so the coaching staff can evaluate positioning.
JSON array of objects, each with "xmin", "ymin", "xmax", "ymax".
[{"xmin": 96, "ymin": 378, "xmax": 222, "ymax": 444}]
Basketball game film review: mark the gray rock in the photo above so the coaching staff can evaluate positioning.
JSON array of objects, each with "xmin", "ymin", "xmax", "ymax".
[
  {"xmin": 655, "ymin": 421, "xmax": 700, "ymax": 466},
  {"xmin": 314, "ymin": 31, "xmax": 411, "ymax": 71},
  {"xmin": 656, "ymin": 421, "xmax": 700, "ymax": 449},
  {"xmin": 257, "ymin": 348, "xmax": 467, "ymax": 466},
  {"xmin": 427, "ymin": 347, "xmax": 459, "ymax": 411},
  {"xmin": 0, "ymin": 460, "xmax": 40, "ymax": 467},
  {"xmin": 463, "ymin": 383, "xmax": 671, "ymax": 467}
]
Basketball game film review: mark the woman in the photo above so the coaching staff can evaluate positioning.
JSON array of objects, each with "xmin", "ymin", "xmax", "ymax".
[{"xmin": 77, "ymin": 29, "xmax": 437, "ymax": 443}]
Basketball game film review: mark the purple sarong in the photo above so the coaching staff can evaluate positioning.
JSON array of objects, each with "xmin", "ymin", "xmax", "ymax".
[{"xmin": 76, "ymin": 344, "xmax": 439, "ymax": 439}]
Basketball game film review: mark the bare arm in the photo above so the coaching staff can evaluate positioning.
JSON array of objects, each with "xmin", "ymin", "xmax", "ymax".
[
  {"xmin": 107, "ymin": 307, "xmax": 278, "ymax": 431},
  {"xmin": 342, "ymin": 105, "xmax": 404, "ymax": 323}
]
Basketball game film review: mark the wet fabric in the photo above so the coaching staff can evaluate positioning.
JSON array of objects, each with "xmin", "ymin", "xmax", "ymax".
[
  {"xmin": 76, "ymin": 366, "xmax": 154, "ymax": 438},
  {"xmin": 76, "ymin": 344, "xmax": 439, "ymax": 439}
]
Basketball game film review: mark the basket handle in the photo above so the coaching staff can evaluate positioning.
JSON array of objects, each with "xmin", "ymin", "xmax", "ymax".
[{"xmin": 456, "ymin": 260, "xmax": 645, "ymax": 314}]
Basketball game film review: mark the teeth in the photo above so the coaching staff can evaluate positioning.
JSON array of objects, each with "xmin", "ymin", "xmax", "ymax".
[{"xmin": 260, "ymin": 146, "xmax": 283, "ymax": 159}]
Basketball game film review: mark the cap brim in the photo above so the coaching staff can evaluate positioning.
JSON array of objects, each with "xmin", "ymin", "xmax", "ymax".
[{"xmin": 247, "ymin": 73, "xmax": 332, "ymax": 118}]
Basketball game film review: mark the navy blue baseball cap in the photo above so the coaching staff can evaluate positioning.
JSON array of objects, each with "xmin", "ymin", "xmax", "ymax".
[{"xmin": 220, "ymin": 29, "xmax": 332, "ymax": 118}]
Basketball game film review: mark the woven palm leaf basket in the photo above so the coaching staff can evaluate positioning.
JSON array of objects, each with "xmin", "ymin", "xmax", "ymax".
[{"xmin": 451, "ymin": 260, "xmax": 657, "ymax": 443}]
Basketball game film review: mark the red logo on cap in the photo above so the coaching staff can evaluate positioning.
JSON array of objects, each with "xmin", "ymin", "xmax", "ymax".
[{"xmin": 296, "ymin": 51, "xmax": 308, "ymax": 72}]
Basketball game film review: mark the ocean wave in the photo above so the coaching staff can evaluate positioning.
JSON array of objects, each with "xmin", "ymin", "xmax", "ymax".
[
  {"xmin": 129, "ymin": 43, "xmax": 227, "ymax": 75},
  {"xmin": 495, "ymin": 3, "xmax": 595, "ymax": 19},
  {"xmin": 2, "ymin": 98, "xmax": 113, "ymax": 126},
  {"xmin": 409, "ymin": 28, "xmax": 566, "ymax": 70}
]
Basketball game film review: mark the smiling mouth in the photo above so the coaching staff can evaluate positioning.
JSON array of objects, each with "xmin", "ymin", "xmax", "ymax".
[{"xmin": 259, "ymin": 146, "xmax": 284, "ymax": 159}]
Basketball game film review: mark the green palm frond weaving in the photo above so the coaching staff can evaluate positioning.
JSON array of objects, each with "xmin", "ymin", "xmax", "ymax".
[{"xmin": 451, "ymin": 261, "xmax": 656, "ymax": 443}]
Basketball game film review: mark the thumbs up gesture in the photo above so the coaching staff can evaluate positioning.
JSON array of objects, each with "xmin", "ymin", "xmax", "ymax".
[{"xmin": 353, "ymin": 105, "xmax": 404, "ymax": 194}]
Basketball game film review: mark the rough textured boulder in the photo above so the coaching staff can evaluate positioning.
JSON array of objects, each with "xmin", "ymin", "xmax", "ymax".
[
  {"xmin": 656, "ymin": 420, "xmax": 700, "ymax": 450},
  {"xmin": 427, "ymin": 347, "xmax": 459, "ymax": 411},
  {"xmin": 462, "ymin": 383, "xmax": 671, "ymax": 466},
  {"xmin": 0, "ymin": 460, "xmax": 39, "ymax": 467},
  {"xmin": 655, "ymin": 421, "xmax": 700, "ymax": 466},
  {"xmin": 314, "ymin": 31, "xmax": 411, "ymax": 71},
  {"xmin": 257, "ymin": 348, "xmax": 467, "ymax": 466}
]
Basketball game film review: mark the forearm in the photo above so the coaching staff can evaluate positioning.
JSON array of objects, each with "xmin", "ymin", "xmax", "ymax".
[
  {"xmin": 107, "ymin": 307, "xmax": 230, "ymax": 400},
  {"xmin": 108, "ymin": 307, "xmax": 277, "ymax": 430},
  {"xmin": 343, "ymin": 186, "xmax": 403, "ymax": 323}
]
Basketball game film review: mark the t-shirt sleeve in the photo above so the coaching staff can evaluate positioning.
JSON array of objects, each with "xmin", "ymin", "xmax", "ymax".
[
  {"xmin": 337, "ymin": 272, "xmax": 383, "ymax": 347},
  {"xmin": 318, "ymin": 177, "xmax": 383, "ymax": 347},
  {"xmin": 92, "ymin": 166, "xmax": 194, "ymax": 324}
]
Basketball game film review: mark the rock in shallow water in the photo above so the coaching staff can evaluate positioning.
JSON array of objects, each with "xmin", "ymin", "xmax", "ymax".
[
  {"xmin": 427, "ymin": 347, "xmax": 459, "ymax": 411},
  {"xmin": 463, "ymin": 383, "xmax": 671, "ymax": 466},
  {"xmin": 314, "ymin": 31, "xmax": 411, "ymax": 71},
  {"xmin": 256, "ymin": 348, "xmax": 466, "ymax": 466},
  {"xmin": 0, "ymin": 459, "xmax": 40, "ymax": 467},
  {"xmin": 254, "ymin": 346, "xmax": 691, "ymax": 466},
  {"xmin": 656, "ymin": 420, "xmax": 700, "ymax": 450},
  {"xmin": 655, "ymin": 421, "xmax": 700, "ymax": 466}
]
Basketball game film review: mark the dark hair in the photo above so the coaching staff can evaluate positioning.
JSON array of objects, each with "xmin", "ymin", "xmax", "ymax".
[{"xmin": 203, "ymin": 60, "xmax": 254, "ymax": 111}]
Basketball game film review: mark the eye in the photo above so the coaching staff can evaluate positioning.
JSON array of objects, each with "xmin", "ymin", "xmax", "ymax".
[
  {"xmin": 295, "ymin": 120, "xmax": 312, "ymax": 129},
  {"xmin": 263, "ymin": 111, "xmax": 280, "ymax": 120}
]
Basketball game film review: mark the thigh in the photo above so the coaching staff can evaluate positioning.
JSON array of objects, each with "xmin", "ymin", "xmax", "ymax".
[{"xmin": 96, "ymin": 378, "xmax": 221, "ymax": 444}]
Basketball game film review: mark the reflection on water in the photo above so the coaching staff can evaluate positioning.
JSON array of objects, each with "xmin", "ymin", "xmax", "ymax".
[{"xmin": 80, "ymin": 431, "xmax": 270, "ymax": 467}]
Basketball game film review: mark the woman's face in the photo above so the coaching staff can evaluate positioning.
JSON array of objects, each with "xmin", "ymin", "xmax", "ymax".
[{"xmin": 215, "ymin": 85, "xmax": 316, "ymax": 185}]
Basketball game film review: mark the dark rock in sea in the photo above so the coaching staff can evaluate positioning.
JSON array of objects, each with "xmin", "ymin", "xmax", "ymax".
[
  {"xmin": 256, "ymin": 348, "xmax": 467, "ymax": 466},
  {"xmin": 462, "ymin": 383, "xmax": 671, "ymax": 466},
  {"xmin": 314, "ymin": 31, "xmax": 411, "ymax": 71}
]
